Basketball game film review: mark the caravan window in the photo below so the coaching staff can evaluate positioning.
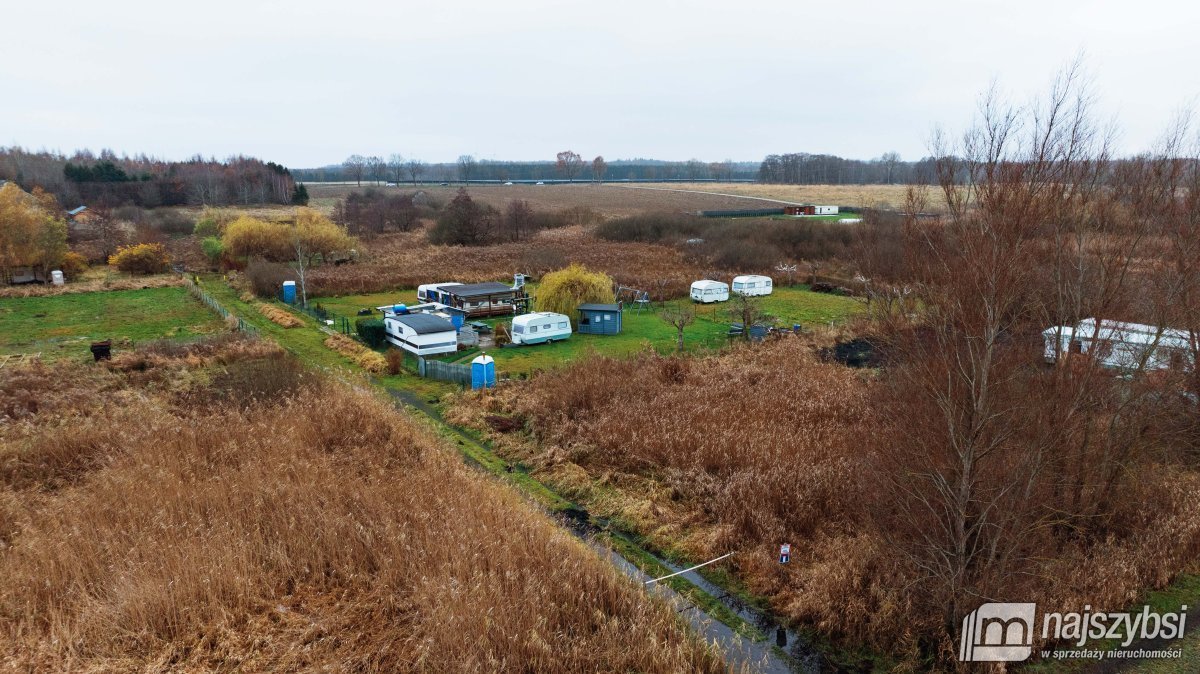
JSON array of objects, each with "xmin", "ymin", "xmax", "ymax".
[
  {"xmin": 558, "ymin": 321, "xmax": 568, "ymax": 329},
  {"xmin": 733, "ymin": 282, "xmax": 744, "ymax": 290},
  {"xmin": 513, "ymin": 324, "xmax": 524, "ymax": 334},
  {"xmin": 529, "ymin": 325, "xmax": 538, "ymax": 333}
]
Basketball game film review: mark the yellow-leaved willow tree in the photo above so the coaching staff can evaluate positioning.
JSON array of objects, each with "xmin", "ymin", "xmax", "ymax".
[
  {"xmin": 535, "ymin": 264, "xmax": 615, "ymax": 326},
  {"xmin": 0, "ymin": 182, "xmax": 68, "ymax": 283}
]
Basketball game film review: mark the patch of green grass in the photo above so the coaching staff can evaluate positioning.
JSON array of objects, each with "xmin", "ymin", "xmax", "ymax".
[
  {"xmin": 312, "ymin": 284, "xmax": 861, "ymax": 377},
  {"xmin": 0, "ymin": 287, "xmax": 224, "ymax": 359},
  {"xmin": 311, "ymin": 290, "xmax": 418, "ymax": 319},
  {"xmin": 1022, "ymin": 574, "xmax": 1200, "ymax": 673}
]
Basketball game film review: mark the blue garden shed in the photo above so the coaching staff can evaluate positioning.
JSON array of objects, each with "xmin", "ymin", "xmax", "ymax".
[{"xmin": 577, "ymin": 303, "xmax": 622, "ymax": 335}]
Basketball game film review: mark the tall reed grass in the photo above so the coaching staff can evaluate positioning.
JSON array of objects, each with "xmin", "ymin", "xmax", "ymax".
[{"xmin": 0, "ymin": 340, "xmax": 725, "ymax": 672}]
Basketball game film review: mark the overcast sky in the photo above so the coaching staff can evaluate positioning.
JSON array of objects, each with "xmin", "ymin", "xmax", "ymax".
[{"xmin": 2, "ymin": 0, "xmax": 1197, "ymax": 167}]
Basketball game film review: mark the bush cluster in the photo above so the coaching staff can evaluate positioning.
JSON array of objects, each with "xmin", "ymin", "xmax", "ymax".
[
  {"xmin": 108, "ymin": 243, "xmax": 170, "ymax": 275},
  {"xmin": 355, "ymin": 317, "xmax": 387, "ymax": 348}
]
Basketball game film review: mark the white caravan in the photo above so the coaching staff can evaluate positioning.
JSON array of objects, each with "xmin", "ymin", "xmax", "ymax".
[
  {"xmin": 690, "ymin": 280, "xmax": 729, "ymax": 303},
  {"xmin": 731, "ymin": 275, "xmax": 773, "ymax": 297},
  {"xmin": 511, "ymin": 312, "xmax": 573, "ymax": 345}
]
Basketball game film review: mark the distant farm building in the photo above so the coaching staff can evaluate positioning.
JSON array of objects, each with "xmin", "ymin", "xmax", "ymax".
[
  {"xmin": 577, "ymin": 303, "xmax": 622, "ymax": 335},
  {"xmin": 1043, "ymin": 318, "xmax": 1194, "ymax": 371},
  {"xmin": 384, "ymin": 312, "xmax": 458, "ymax": 356},
  {"xmin": 784, "ymin": 205, "xmax": 839, "ymax": 216}
]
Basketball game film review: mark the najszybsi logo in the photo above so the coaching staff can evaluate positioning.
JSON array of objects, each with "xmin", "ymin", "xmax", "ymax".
[
  {"xmin": 960, "ymin": 602, "xmax": 1037, "ymax": 662},
  {"xmin": 959, "ymin": 602, "xmax": 1189, "ymax": 663}
]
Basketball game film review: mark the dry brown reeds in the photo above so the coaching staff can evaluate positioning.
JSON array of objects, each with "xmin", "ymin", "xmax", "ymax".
[
  {"xmin": 448, "ymin": 338, "xmax": 1200, "ymax": 663},
  {"xmin": 0, "ymin": 340, "xmax": 725, "ymax": 672},
  {"xmin": 256, "ymin": 302, "xmax": 303, "ymax": 328},
  {"xmin": 307, "ymin": 226, "xmax": 707, "ymax": 300},
  {"xmin": 323, "ymin": 332, "xmax": 387, "ymax": 373}
]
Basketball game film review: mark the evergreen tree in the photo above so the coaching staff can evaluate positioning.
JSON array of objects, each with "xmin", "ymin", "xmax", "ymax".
[{"xmin": 291, "ymin": 183, "xmax": 310, "ymax": 206}]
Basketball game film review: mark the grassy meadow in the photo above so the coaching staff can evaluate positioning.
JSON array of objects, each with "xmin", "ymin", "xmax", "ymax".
[
  {"xmin": 0, "ymin": 286, "xmax": 224, "ymax": 359},
  {"xmin": 312, "ymin": 284, "xmax": 863, "ymax": 377}
]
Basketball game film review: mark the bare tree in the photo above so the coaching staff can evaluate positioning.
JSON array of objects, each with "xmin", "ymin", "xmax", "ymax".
[
  {"xmin": 457, "ymin": 155, "xmax": 476, "ymax": 183},
  {"xmin": 387, "ymin": 154, "xmax": 405, "ymax": 184},
  {"xmin": 879, "ymin": 151, "xmax": 901, "ymax": 184},
  {"xmin": 405, "ymin": 159, "xmax": 425, "ymax": 184},
  {"xmin": 556, "ymin": 151, "xmax": 583, "ymax": 181},
  {"xmin": 729, "ymin": 294, "xmax": 765, "ymax": 341},
  {"xmin": 366, "ymin": 156, "xmax": 385, "ymax": 185},
  {"xmin": 343, "ymin": 155, "xmax": 367, "ymax": 186},
  {"xmin": 868, "ymin": 63, "xmax": 1172, "ymax": 652},
  {"xmin": 591, "ymin": 156, "xmax": 607, "ymax": 183},
  {"xmin": 659, "ymin": 306, "xmax": 695, "ymax": 352}
]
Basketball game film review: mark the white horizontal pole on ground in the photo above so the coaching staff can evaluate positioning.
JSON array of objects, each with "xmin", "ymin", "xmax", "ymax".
[{"xmin": 643, "ymin": 552, "xmax": 734, "ymax": 586}]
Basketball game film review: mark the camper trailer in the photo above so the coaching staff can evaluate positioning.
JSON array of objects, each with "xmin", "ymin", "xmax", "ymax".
[
  {"xmin": 384, "ymin": 313, "xmax": 459, "ymax": 356},
  {"xmin": 511, "ymin": 312, "xmax": 572, "ymax": 345},
  {"xmin": 731, "ymin": 275, "xmax": 773, "ymax": 297},
  {"xmin": 417, "ymin": 282, "xmax": 463, "ymax": 303},
  {"xmin": 1042, "ymin": 318, "xmax": 1194, "ymax": 372},
  {"xmin": 690, "ymin": 280, "xmax": 729, "ymax": 303}
]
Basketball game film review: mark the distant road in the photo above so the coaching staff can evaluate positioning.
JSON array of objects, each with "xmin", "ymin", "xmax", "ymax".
[{"xmin": 610, "ymin": 183, "xmax": 802, "ymax": 206}]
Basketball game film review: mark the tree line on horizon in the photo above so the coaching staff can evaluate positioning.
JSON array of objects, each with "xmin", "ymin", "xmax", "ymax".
[
  {"xmin": 296, "ymin": 151, "xmax": 944, "ymax": 185},
  {"xmin": 0, "ymin": 147, "xmax": 298, "ymax": 209}
]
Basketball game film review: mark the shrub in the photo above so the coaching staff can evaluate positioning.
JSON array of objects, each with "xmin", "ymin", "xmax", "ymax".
[
  {"xmin": 428, "ymin": 189, "xmax": 497, "ymax": 246},
  {"xmin": 200, "ymin": 237, "xmax": 224, "ymax": 267},
  {"xmin": 535, "ymin": 264, "xmax": 615, "ymax": 325},
  {"xmin": 192, "ymin": 207, "xmax": 234, "ymax": 238},
  {"xmin": 594, "ymin": 213, "xmax": 706, "ymax": 242},
  {"xmin": 149, "ymin": 209, "xmax": 194, "ymax": 236},
  {"xmin": 244, "ymin": 259, "xmax": 295, "ymax": 299},
  {"xmin": 385, "ymin": 348, "xmax": 405, "ymax": 375},
  {"xmin": 58, "ymin": 251, "xmax": 89, "ymax": 280},
  {"xmin": 108, "ymin": 243, "xmax": 170, "ymax": 275},
  {"xmin": 222, "ymin": 215, "xmax": 292, "ymax": 261},
  {"xmin": 355, "ymin": 317, "xmax": 387, "ymax": 348}
]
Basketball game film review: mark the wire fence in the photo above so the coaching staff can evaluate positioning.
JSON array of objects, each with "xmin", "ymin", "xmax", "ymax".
[
  {"xmin": 184, "ymin": 278, "xmax": 259, "ymax": 337},
  {"xmin": 293, "ymin": 302, "xmax": 353, "ymax": 336}
]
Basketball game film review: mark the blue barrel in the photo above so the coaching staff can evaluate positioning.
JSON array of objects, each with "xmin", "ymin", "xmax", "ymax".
[
  {"xmin": 471, "ymin": 355, "xmax": 496, "ymax": 389},
  {"xmin": 392, "ymin": 304, "xmax": 408, "ymax": 315},
  {"xmin": 281, "ymin": 281, "xmax": 297, "ymax": 304}
]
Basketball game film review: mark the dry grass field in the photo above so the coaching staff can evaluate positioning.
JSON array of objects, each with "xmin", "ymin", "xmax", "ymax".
[
  {"xmin": 636, "ymin": 183, "xmax": 937, "ymax": 210},
  {"xmin": 306, "ymin": 225, "xmax": 715, "ymax": 299},
  {"xmin": 0, "ymin": 337, "xmax": 727, "ymax": 672},
  {"xmin": 307, "ymin": 182, "xmax": 810, "ymax": 218}
]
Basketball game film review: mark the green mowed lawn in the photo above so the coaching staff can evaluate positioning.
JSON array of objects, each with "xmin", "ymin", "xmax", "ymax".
[
  {"xmin": 0, "ymin": 287, "xmax": 224, "ymax": 359},
  {"xmin": 311, "ymin": 284, "xmax": 862, "ymax": 376}
]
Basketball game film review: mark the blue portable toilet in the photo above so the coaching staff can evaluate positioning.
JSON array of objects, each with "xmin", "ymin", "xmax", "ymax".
[
  {"xmin": 281, "ymin": 281, "xmax": 297, "ymax": 304},
  {"xmin": 471, "ymin": 354, "xmax": 496, "ymax": 389},
  {"xmin": 577, "ymin": 303, "xmax": 622, "ymax": 335}
]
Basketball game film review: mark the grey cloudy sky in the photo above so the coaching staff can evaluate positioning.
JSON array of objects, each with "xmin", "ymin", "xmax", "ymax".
[{"xmin": 2, "ymin": 0, "xmax": 1197, "ymax": 167}]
